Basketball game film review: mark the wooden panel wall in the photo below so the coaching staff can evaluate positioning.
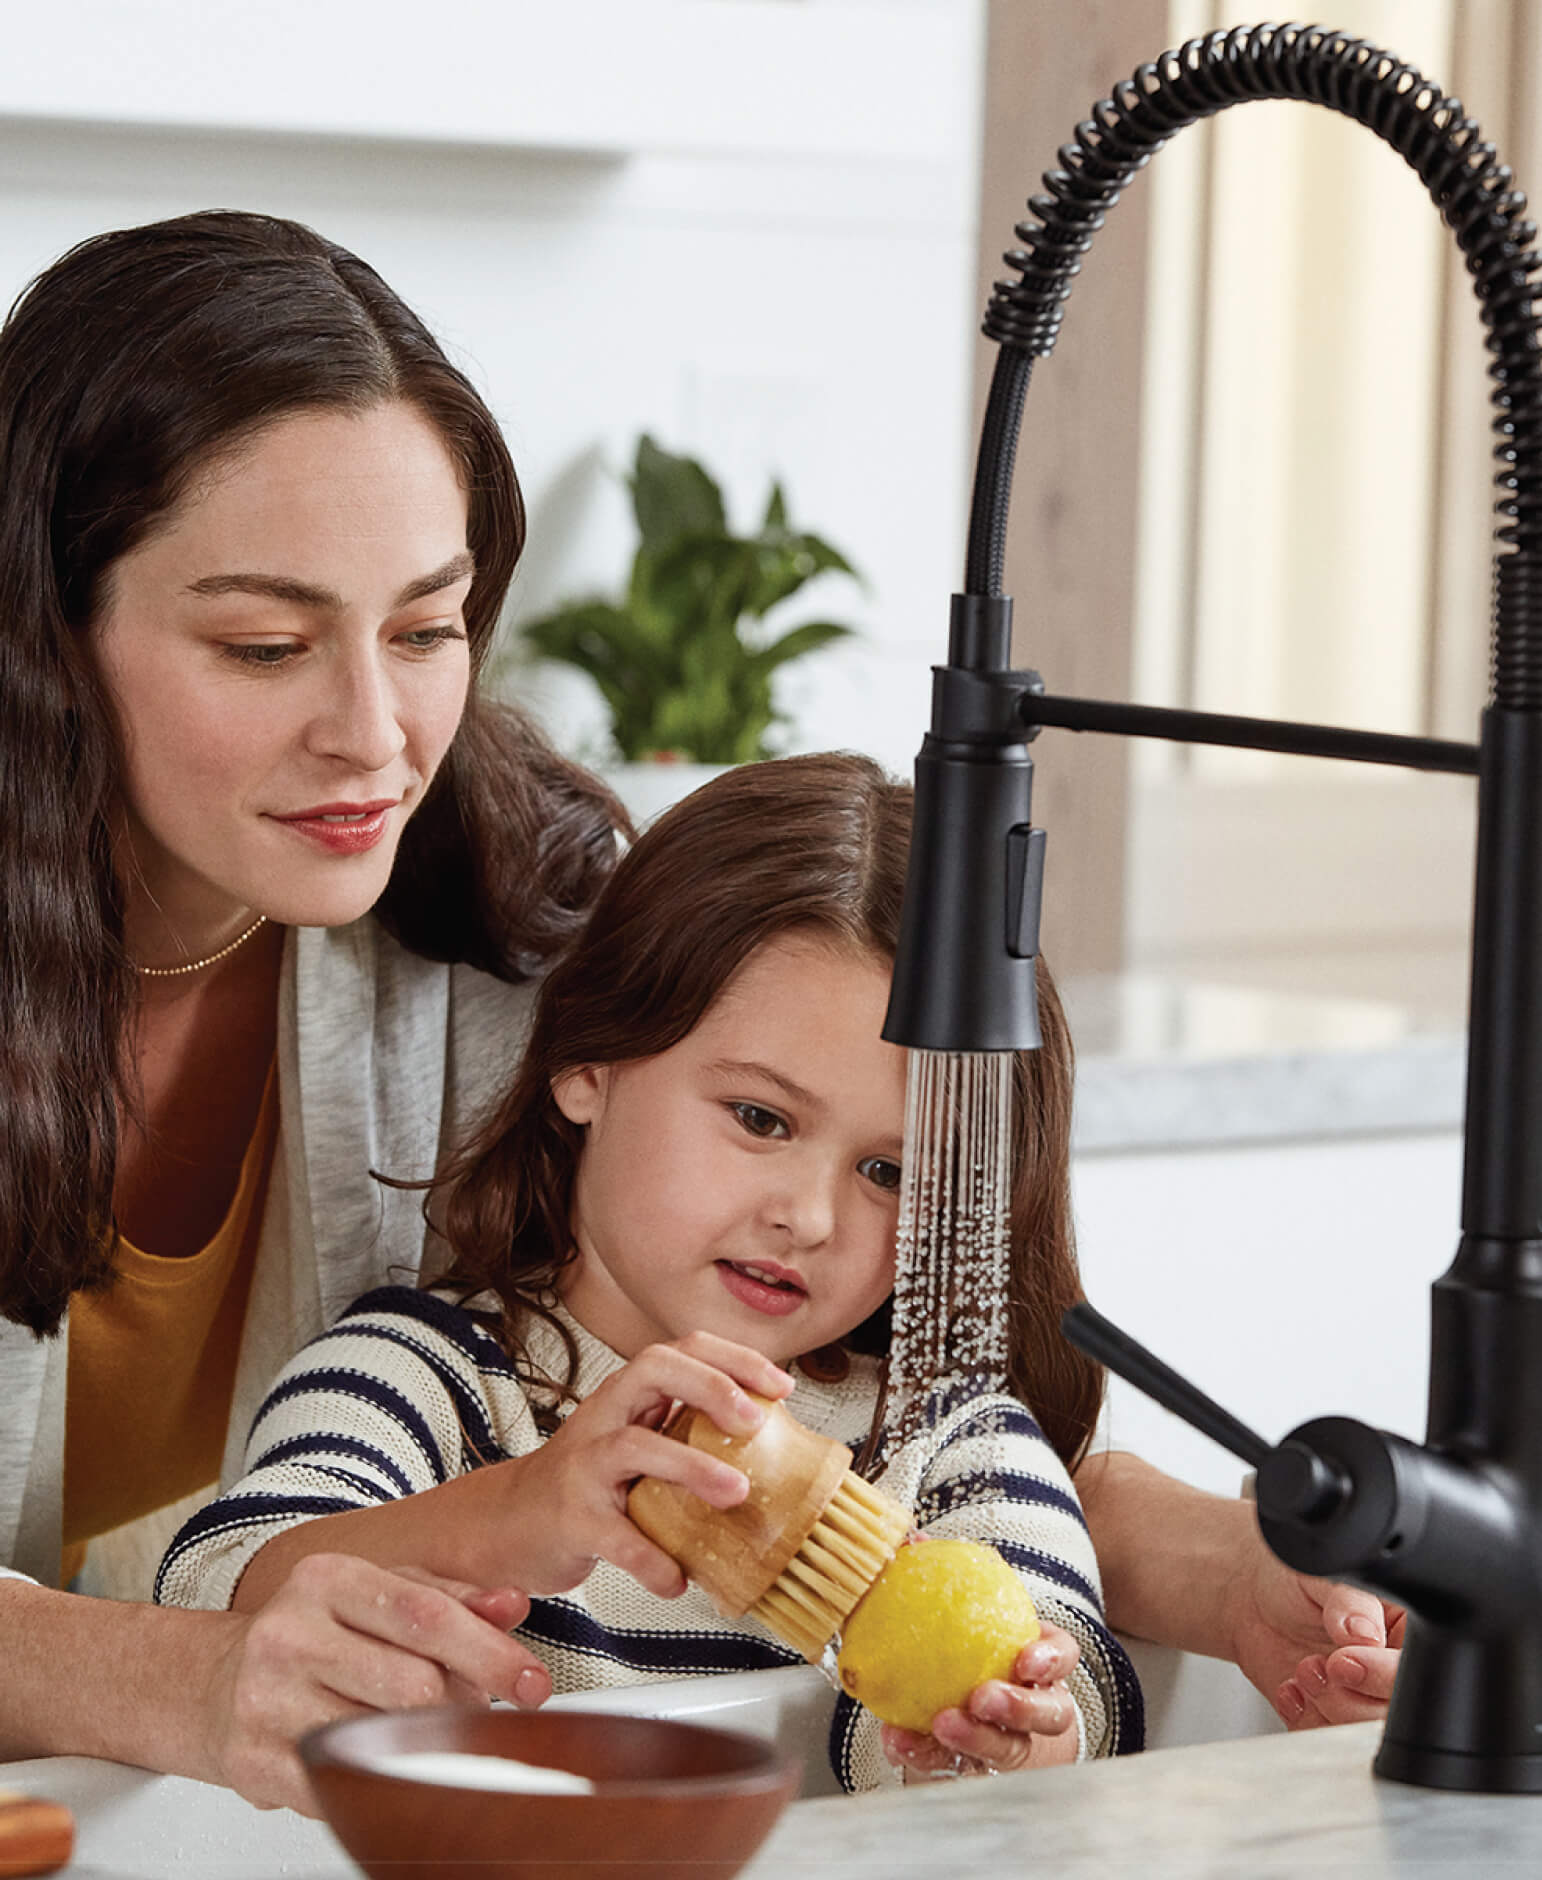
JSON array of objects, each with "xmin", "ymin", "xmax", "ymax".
[{"xmin": 973, "ymin": 3, "xmax": 1165, "ymax": 973}]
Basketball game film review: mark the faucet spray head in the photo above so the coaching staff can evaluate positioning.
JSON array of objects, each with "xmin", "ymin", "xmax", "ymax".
[{"xmin": 881, "ymin": 594, "xmax": 1046, "ymax": 1053}]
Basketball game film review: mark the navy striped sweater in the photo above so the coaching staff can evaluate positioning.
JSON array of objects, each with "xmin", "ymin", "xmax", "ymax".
[{"xmin": 156, "ymin": 1287, "xmax": 1143, "ymax": 1789}]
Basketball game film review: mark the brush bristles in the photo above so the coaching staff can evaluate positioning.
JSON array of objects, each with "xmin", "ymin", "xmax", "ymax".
[{"xmin": 749, "ymin": 1471, "xmax": 911, "ymax": 1662}]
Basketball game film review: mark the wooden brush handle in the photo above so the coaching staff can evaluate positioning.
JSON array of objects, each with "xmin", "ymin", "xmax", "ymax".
[
  {"xmin": 627, "ymin": 1397, "xmax": 853, "ymax": 1616},
  {"xmin": 0, "ymin": 1790, "xmax": 73, "ymax": 1877}
]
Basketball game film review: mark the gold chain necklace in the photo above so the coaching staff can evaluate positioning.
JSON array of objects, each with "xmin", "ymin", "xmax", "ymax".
[{"xmin": 136, "ymin": 914, "xmax": 269, "ymax": 979}]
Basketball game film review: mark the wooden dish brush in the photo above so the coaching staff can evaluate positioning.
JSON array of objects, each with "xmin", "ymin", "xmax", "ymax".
[{"xmin": 626, "ymin": 1397, "xmax": 911, "ymax": 1662}]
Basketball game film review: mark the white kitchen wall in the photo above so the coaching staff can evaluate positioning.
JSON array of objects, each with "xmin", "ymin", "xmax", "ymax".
[
  {"xmin": 1073, "ymin": 1129, "xmax": 1458, "ymax": 1497},
  {"xmin": 0, "ymin": 0, "xmax": 987, "ymax": 774}
]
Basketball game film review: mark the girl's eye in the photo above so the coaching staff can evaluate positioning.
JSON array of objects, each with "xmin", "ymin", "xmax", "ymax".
[
  {"xmin": 729, "ymin": 1102, "xmax": 788, "ymax": 1140},
  {"xmin": 396, "ymin": 624, "xmax": 467, "ymax": 653},
  {"xmin": 858, "ymin": 1155, "xmax": 902, "ymax": 1193},
  {"xmin": 221, "ymin": 642, "xmax": 300, "ymax": 669}
]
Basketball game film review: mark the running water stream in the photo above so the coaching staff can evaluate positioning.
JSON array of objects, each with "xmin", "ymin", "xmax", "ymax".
[{"xmin": 888, "ymin": 1050, "xmax": 1015, "ymax": 1440}]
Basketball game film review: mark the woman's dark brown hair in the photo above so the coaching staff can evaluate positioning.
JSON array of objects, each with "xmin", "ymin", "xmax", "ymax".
[
  {"xmin": 0, "ymin": 209, "xmax": 625, "ymax": 1335},
  {"xmin": 436, "ymin": 751, "xmax": 1103, "ymax": 1470}
]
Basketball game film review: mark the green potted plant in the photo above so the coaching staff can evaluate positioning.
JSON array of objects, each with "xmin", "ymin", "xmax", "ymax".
[{"xmin": 515, "ymin": 436, "xmax": 862, "ymax": 787}]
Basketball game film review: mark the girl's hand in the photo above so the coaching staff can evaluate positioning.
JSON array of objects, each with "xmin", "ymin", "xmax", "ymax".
[
  {"xmin": 205, "ymin": 1556, "xmax": 552, "ymax": 1815},
  {"xmin": 493, "ymin": 1331, "xmax": 794, "ymax": 1597},
  {"xmin": 880, "ymin": 1623, "xmax": 1081, "ymax": 1780}
]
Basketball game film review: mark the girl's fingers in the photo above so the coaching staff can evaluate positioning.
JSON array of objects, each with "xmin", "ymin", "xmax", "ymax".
[
  {"xmin": 1013, "ymin": 1623, "xmax": 1080, "ymax": 1685},
  {"xmin": 960, "ymin": 1679, "xmax": 1077, "ymax": 1741},
  {"xmin": 612, "ymin": 1423, "xmax": 753, "ymax": 1509},
  {"xmin": 599, "ymin": 1521, "xmax": 691, "ymax": 1598},
  {"xmin": 672, "ymin": 1330, "xmax": 796, "ymax": 1399},
  {"xmin": 608, "ymin": 1341, "xmax": 789, "ymax": 1439},
  {"xmin": 881, "ymin": 1725, "xmax": 969, "ymax": 1777},
  {"xmin": 927, "ymin": 1709, "xmax": 1035, "ymax": 1772},
  {"xmin": 886, "ymin": 1682, "xmax": 1077, "ymax": 1777}
]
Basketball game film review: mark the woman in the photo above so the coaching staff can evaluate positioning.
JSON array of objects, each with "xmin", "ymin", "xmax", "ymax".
[
  {"xmin": 0, "ymin": 209, "xmax": 626, "ymax": 1809},
  {"xmin": 0, "ymin": 210, "xmax": 1395, "ymax": 1815}
]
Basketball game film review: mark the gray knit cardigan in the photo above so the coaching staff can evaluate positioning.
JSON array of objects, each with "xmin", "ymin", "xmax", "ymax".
[{"xmin": 0, "ymin": 919, "xmax": 535, "ymax": 1597}]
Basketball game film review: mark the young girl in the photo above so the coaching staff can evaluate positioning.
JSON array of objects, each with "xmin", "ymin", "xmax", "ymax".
[{"xmin": 157, "ymin": 752, "xmax": 1142, "ymax": 1790}]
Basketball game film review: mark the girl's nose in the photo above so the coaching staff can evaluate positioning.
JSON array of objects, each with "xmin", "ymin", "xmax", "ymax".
[
  {"xmin": 309, "ymin": 652, "xmax": 407, "ymax": 773},
  {"xmin": 768, "ymin": 1166, "xmax": 839, "ymax": 1249}
]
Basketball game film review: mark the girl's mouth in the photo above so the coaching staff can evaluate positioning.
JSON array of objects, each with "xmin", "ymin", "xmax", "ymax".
[{"xmin": 716, "ymin": 1259, "xmax": 807, "ymax": 1318}]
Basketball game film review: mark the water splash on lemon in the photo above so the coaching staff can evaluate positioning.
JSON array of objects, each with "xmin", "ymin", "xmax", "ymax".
[{"xmin": 835, "ymin": 1537, "xmax": 1039, "ymax": 1735}]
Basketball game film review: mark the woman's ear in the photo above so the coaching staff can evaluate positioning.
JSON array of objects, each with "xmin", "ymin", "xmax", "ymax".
[{"xmin": 552, "ymin": 1064, "xmax": 609, "ymax": 1126}]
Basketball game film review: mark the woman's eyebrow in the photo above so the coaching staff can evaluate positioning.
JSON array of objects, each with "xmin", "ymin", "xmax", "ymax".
[
  {"xmin": 393, "ymin": 551, "xmax": 477, "ymax": 605},
  {"xmin": 184, "ymin": 551, "xmax": 476, "ymax": 610}
]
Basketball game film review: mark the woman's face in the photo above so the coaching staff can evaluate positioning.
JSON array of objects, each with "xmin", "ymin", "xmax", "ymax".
[
  {"xmin": 553, "ymin": 933, "xmax": 907, "ymax": 1366},
  {"xmin": 91, "ymin": 399, "xmax": 474, "ymax": 943}
]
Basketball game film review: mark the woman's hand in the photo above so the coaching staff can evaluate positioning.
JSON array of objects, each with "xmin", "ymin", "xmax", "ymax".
[
  {"xmin": 205, "ymin": 1555, "xmax": 552, "ymax": 1815},
  {"xmin": 1273, "ymin": 1592, "xmax": 1405, "ymax": 1729},
  {"xmin": 490, "ymin": 1331, "xmax": 794, "ymax": 1597},
  {"xmin": 1225, "ymin": 1548, "xmax": 1405, "ymax": 1728},
  {"xmin": 880, "ymin": 1624, "xmax": 1081, "ymax": 1780}
]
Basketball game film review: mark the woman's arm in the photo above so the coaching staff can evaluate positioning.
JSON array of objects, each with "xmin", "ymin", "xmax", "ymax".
[
  {"xmin": 0, "ymin": 1569, "xmax": 540, "ymax": 1814},
  {"xmin": 1074, "ymin": 1448, "xmax": 1252, "ymax": 1655},
  {"xmin": 1075, "ymin": 1447, "xmax": 1403, "ymax": 1724}
]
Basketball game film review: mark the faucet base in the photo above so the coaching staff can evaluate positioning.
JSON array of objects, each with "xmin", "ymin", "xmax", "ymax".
[
  {"xmin": 1374, "ymin": 1619, "xmax": 1542, "ymax": 1793},
  {"xmin": 1374, "ymin": 1739, "xmax": 1542, "ymax": 1794}
]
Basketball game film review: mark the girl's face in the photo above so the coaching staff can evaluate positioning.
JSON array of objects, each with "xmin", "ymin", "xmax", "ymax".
[
  {"xmin": 554, "ymin": 933, "xmax": 907, "ymax": 1366},
  {"xmin": 91, "ymin": 400, "xmax": 473, "ymax": 947}
]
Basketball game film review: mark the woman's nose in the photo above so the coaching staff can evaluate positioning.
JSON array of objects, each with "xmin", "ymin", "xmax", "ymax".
[{"xmin": 308, "ymin": 652, "xmax": 407, "ymax": 773}]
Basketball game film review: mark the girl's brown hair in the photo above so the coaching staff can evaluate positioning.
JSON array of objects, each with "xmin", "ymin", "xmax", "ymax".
[
  {"xmin": 0, "ymin": 209, "xmax": 625, "ymax": 1335},
  {"xmin": 437, "ymin": 751, "xmax": 1103, "ymax": 1469}
]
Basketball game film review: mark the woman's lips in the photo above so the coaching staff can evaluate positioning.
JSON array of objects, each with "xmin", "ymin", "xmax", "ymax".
[
  {"xmin": 272, "ymin": 802, "xmax": 397, "ymax": 856},
  {"xmin": 716, "ymin": 1259, "xmax": 807, "ymax": 1318}
]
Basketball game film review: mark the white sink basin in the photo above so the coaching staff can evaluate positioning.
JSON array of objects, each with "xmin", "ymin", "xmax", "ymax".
[{"xmin": 547, "ymin": 1661, "xmax": 845, "ymax": 1797}]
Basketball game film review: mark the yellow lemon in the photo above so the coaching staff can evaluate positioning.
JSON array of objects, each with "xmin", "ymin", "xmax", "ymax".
[{"xmin": 835, "ymin": 1538, "xmax": 1039, "ymax": 1735}]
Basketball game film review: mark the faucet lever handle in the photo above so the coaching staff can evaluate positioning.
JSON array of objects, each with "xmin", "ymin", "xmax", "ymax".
[{"xmin": 1061, "ymin": 1301, "xmax": 1273, "ymax": 1472}]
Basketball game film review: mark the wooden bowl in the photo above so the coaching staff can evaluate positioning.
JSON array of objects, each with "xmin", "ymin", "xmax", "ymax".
[{"xmin": 300, "ymin": 1705, "xmax": 799, "ymax": 1880}]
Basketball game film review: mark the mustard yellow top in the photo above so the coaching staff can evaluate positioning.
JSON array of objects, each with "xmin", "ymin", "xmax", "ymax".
[{"xmin": 61, "ymin": 1063, "xmax": 278, "ymax": 1583}]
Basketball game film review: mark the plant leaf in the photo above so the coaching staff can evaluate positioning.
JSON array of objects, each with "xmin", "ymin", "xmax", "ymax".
[
  {"xmin": 520, "ymin": 600, "xmax": 681, "ymax": 759},
  {"xmin": 746, "ymin": 619, "xmax": 853, "ymax": 676},
  {"xmin": 633, "ymin": 537, "xmax": 759, "ymax": 648},
  {"xmin": 631, "ymin": 435, "xmax": 726, "ymax": 554},
  {"xmin": 743, "ymin": 531, "xmax": 860, "ymax": 618},
  {"xmin": 517, "ymin": 439, "xmax": 865, "ymax": 762}
]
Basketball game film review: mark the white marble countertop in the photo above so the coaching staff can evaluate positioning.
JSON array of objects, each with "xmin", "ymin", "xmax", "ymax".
[
  {"xmin": 10, "ymin": 1721, "xmax": 1542, "ymax": 1879},
  {"xmin": 747, "ymin": 1722, "xmax": 1542, "ymax": 1878},
  {"xmin": 1063, "ymin": 972, "xmax": 1467, "ymax": 1154}
]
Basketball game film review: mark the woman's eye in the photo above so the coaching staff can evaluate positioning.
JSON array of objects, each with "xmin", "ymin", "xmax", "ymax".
[
  {"xmin": 221, "ymin": 642, "xmax": 300, "ymax": 669},
  {"xmin": 858, "ymin": 1156, "xmax": 902, "ymax": 1193},
  {"xmin": 396, "ymin": 624, "xmax": 467, "ymax": 653},
  {"xmin": 729, "ymin": 1102, "xmax": 788, "ymax": 1140}
]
